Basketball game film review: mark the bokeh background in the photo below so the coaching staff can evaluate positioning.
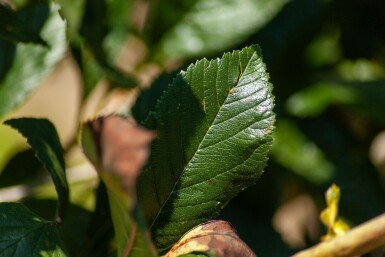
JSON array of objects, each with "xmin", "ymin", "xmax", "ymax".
[{"xmin": 1, "ymin": 0, "xmax": 385, "ymax": 256}]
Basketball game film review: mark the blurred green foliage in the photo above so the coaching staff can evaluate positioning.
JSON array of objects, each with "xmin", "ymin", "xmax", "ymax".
[{"xmin": 1, "ymin": 0, "xmax": 385, "ymax": 256}]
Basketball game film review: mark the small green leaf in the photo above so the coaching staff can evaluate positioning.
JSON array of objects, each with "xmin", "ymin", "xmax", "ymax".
[
  {"xmin": 151, "ymin": 0, "xmax": 289, "ymax": 61},
  {"xmin": 137, "ymin": 45, "xmax": 275, "ymax": 251},
  {"xmin": 0, "ymin": 2, "xmax": 66, "ymax": 118},
  {"xmin": 286, "ymin": 82, "xmax": 357, "ymax": 118},
  {"xmin": 271, "ymin": 119, "xmax": 334, "ymax": 185},
  {"xmin": 4, "ymin": 118, "xmax": 69, "ymax": 222},
  {"xmin": 79, "ymin": 0, "xmax": 137, "ymax": 90},
  {"xmin": 286, "ymin": 80, "xmax": 385, "ymax": 124},
  {"xmin": 0, "ymin": 202, "xmax": 68, "ymax": 257}
]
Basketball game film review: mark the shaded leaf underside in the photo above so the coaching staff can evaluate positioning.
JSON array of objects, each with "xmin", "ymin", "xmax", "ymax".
[
  {"xmin": 4, "ymin": 118, "xmax": 68, "ymax": 222},
  {"xmin": 137, "ymin": 45, "xmax": 274, "ymax": 251},
  {"xmin": 0, "ymin": 203, "xmax": 67, "ymax": 257}
]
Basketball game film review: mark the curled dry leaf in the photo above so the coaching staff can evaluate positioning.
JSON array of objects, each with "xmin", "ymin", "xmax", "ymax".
[
  {"xmin": 84, "ymin": 115, "xmax": 155, "ymax": 197},
  {"xmin": 164, "ymin": 220, "xmax": 256, "ymax": 257},
  {"xmin": 82, "ymin": 116, "xmax": 158, "ymax": 256}
]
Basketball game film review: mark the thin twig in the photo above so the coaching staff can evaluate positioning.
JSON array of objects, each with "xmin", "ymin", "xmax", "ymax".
[{"xmin": 292, "ymin": 212, "xmax": 385, "ymax": 257}]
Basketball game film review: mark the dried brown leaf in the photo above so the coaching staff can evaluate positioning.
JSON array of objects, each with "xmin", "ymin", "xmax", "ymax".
[
  {"xmin": 164, "ymin": 220, "xmax": 256, "ymax": 257},
  {"xmin": 84, "ymin": 115, "xmax": 155, "ymax": 196}
]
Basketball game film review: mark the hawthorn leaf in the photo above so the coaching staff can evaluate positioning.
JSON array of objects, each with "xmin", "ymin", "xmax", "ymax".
[
  {"xmin": 0, "ymin": 2, "xmax": 66, "ymax": 118},
  {"xmin": 0, "ymin": 202, "xmax": 68, "ymax": 257},
  {"xmin": 152, "ymin": 0, "xmax": 289, "ymax": 61},
  {"xmin": 164, "ymin": 220, "xmax": 256, "ymax": 257},
  {"xmin": 4, "ymin": 118, "xmax": 68, "ymax": 222},
  {"xmin": 132, "ymin": 72, "xmax": 176, "ymax": 124},
  {"xmin": 81, "ymin": 115, "xmax": 157, "ymax": 257},
  {"xmin": 137, "ymin": 45, "xmax": 275, "ymax": 251}
]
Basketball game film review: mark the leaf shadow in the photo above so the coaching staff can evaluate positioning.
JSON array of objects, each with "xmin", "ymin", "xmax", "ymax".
[{"xmin": 136, "ymin": 72, "xmax": 206, "ymax": 251}]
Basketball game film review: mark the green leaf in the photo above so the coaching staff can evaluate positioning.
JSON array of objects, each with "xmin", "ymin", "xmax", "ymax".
[
  {"xmin": 132, "ymin": 72, "xmax": 176, "ymax": 124},
  {"xmin": 0, "ymin": 3, "xmax": 47, "ymax": 45},
  {"xmin": 286, "ymin": 80, "xmax": 385, "ymax": 124},
  {"xmin": 0, "ymin": 202, "xmax": 68, "ymax": 257},
  {"xmin": 55, "ymin": 0, "xmax": 86, "ymax": 37},
  {"xmin": 151, "ymin": 0, "xmax": 289, "ymax": 61},
  {"xmin": 0, "ymin": 2, "xmax": 66, "ymax": 118},
  {"xmin": 285, "ymin": 82, "xmax": 357, "ymax": 118},
  {"xmin": 137, "ymin": 45, "xmax": 275, "ymax": 251},
  {"xmin": 4, "ymin": 118, "xmax": 69, "ymax": 222},
  {"xmin": 271, "ymin": 119, "xmax": 334, "ymax": 185},
  {"xmin": 144, "ymin": 0, "xmax": 199, "ymax": 44},
  {"xmin": 79, "ymin": 0, "xmax": 137, "ymax": 90}
]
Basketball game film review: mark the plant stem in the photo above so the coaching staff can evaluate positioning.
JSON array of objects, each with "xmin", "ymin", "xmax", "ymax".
[{"xmin": 292, "ymin": 212, "xmax": 385, "ymax": 257}]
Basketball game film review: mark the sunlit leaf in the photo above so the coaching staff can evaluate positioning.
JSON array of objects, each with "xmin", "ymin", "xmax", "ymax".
[
  {"xmin": 0, "ymin": 202, "xmax": 68, "ymax": 257},
  {"xmin": 137, "ymin": 45, "xmax": 275, "ymax": 251},
  {"xmin": 286, "ymin": 83, "xmax": 356, "ymax": 118},
  {"xmin": 151, "ymin": 0, "xmax": 289, "ymax": 61},
  {"xmin": 164, "ymin": 220, "xmax": 256, "ymax": 257},
  {"xmin": 4, "ymin": 118, "xmax": 69, "ymax": 222},
  {"xmin": 0, "ymin": 2, "xmax": 66, "ymax": 118}
]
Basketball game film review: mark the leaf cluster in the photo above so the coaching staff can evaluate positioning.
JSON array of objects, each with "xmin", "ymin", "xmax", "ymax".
[{"xmin": 1, "ymin": 0, "xmax": 385, "ymax": 256}]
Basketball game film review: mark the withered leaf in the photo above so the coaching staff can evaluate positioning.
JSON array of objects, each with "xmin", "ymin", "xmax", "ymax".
[
  {"xmin": 81, "ymin": 115, "xmax": 158, "ymax": 256},
  {"xmin": 164, "ymin": 220, "xmax": 256, "ymax": 257},
  {"xmin": 83, "ymin": 115, "xmax": 155, "ymax": 198}
]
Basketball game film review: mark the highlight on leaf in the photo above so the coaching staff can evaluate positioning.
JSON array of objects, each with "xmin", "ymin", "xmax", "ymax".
[
  {"xmin": 136, "ymin": 45, "xmax": 275, "ymax": 251},
  {"xmin": 164, "ymin": 220, "xmax": 256, "ymax": 257},
  {"xmin": 320, "ymin": 183, "xmax": 350, "ymax": 241}
]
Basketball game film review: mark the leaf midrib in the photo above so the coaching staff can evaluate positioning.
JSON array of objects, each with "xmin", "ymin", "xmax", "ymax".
[{"xmin": 148, "ymin": 51, "xmax": 256, "ymax": 231}]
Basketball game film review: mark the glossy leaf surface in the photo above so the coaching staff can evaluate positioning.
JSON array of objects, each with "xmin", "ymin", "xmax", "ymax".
[{"xmin": 137, "ymin": 45, "xmax": 275, "ymax": 251}]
